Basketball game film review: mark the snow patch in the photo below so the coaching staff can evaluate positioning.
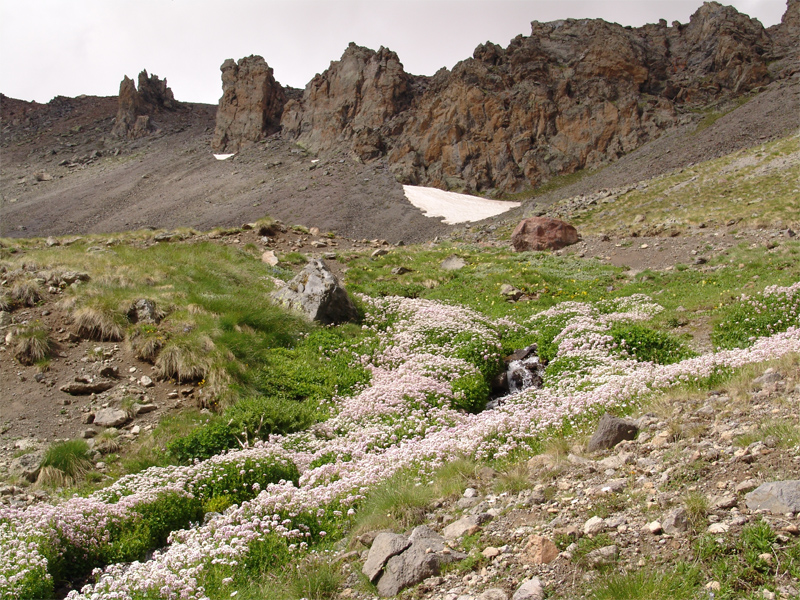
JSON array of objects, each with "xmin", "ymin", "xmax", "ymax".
[
  {"xmin": 403, "ymin": 185, "xmax": 520, "ymax": 224},
  {"xmin": 213, "ymin": 153, "xmax": 236, "ymax": 161}
]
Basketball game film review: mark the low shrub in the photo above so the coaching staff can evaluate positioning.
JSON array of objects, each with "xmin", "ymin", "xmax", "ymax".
[
  {"xmin": 167, "ymin": 396, "xmax": 318, "ymax": 463},
  {"xmin": 608, "ymin": 323, "xmax": 696, "ymax": 364}
]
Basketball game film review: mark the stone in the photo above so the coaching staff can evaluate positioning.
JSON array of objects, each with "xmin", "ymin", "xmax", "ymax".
[
  {"xmin": 60, "ymin": 380, "xmax": 115, "ymax": 395},
  {"xmin": 133, "ymin": 403, "xmax": 158, "ymax": 415},
  {"xmin": 478, "ymin": 589, "xmax": 509, "ymax": 600},
  {"xmin": 511, "ymin": 217, "xmax": 580, "ymax": 252},
  {"xmin": 523, "ymin": 535, "xmax": 559, "ymax": 564},
  {"xmin": 99, "ymin": 365, "xmax": 119, "ymax": 378},
  {"xmin": 584, "ymin": 545, "xmax": 618, "ymax": 568},
  {"xmin": 212, "ymin": 56, "xmax": 286, "ymax": 153},
  {"xmin": 139, "ymin": 375, "xmax": 154, "ymax": 388},
  {"xmin": 646, "ymin": 521, "xmax": 663, "ymax": 534},
  {"xmin": 500, "ymin": 284, "xmax": 524, "ymax": 301},
  {"xmin": 362, "ymin": 533, "xmax": 411, "ymax": 583},
  {"xmin": 440, "ymin": 256, "xmax": 467, "ymax": 271},
  {"xmin": 443, "ymin": 515, "xmax": 482, "ymax": 540},
  {"xmin": 261, "ymin": 250, "xmax": 279, "ymax": 266},
  {"xmin": 584, "ymin": 516, "xmax": 605, "ymax": 536},
  {"xmin": 511, "ymin": 578, "xmax": 544, "ymax": 600},
  {"xmin": 391, "ymin": 266, "xmax": 411, "ymax": 275},
  {"xmin": 127, "ymin": 298, "xmax": 163, "ymax": 324},
  {"xmin": 708, "ymin": 523, "xmax": 730, "ymax": 534},
  {"xmin": 9, "ymin": 451, "xmax": 45, "ymax": 482},
  {"xmin": 662, "ymin": 507, "xmax": 691, "ymax": 534},
  {"xmin": 745, "ymin": 481, "xmax": 800, "ymax": 514},
  {"xmin": 377, "ymin": 543, "xmax": 439, "ymax": 597},
  {"xmin": 82, "ymin": 428, "xmax": 97, "ymax": 438},
  {"xmin": 408, "ymin": 525, "xmax": 448, "ymax": 553},
  {"xmin": 270, "ymin": 259, "xmax": 358, "ymax": 324},
  {"xmin": 93, "ymin": 408, "xmax": 130, "ymax": 428},
  {"xmin": 0, "ymin": 311, "xmax": 11, "ymax": 327},
  {"xmin": 587, "ymin": 413, "xmax": 639, "ymax": 452},
  {"xmin": 482, "ymin": 546, "xmax": 501, "ymax": 558}
]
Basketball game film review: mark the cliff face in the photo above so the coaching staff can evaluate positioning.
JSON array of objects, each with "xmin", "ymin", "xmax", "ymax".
[
  {"xmin": 212, "ymin": 56, "xmax": 286, "ymax": 153},
  {"xmin": 221, "ymin": 1, "xmax": 797, "ymax": 193}
]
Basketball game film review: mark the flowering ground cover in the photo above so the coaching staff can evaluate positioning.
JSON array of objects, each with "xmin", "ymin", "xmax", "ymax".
[{"xmin": 3, "ymin": 283, "xmax": 800, "ymax": 600}]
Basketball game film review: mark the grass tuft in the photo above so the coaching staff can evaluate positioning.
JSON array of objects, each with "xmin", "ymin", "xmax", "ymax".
[
  {"xmin": 73, "ymin": 305, "xmax": 124, "ymax": 341},
  {"xmin": 10, "ymin": 277, "xmax": 44, "ymax": 307},
  {"xmin": 11, "ymin": 323, "xmax": 53, "ymax": 365}
]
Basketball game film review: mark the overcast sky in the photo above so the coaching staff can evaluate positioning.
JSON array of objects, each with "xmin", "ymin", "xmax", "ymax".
[{"xmin": 0, "ymin": 0, "xmax": 788, "ymax": 105}]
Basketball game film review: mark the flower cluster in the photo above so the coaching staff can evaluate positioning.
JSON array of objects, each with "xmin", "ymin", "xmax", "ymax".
[{"xmin": 3, "ymin": 287, "xmax": 799, "ymax": 600}]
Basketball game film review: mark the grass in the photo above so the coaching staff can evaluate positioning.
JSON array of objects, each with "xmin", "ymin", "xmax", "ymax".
[
  {"xmin": 565, "ymin": 134, "xmax": 799, "ymax": 235},
  {"xmin": 590, "ymin": 563, "xmax": 703, "ymax": 600},
  {"xmin": 735, "ymin": 418, "xmax": 800, "ymax": 449},
  {"xmin": 10, "ymin": 322, "xmax": 53, "ymax": 365},
  {"xmin": 37, "ymin": 439, "xmax": 93, "ymax": 487}
]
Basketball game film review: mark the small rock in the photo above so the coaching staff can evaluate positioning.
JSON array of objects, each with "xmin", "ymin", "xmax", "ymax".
[
  {"xmin": 478, "ymin": 589, "xmax": 508, "ymax": 600},
  {"xmin": 584, "ymin": 516, "xmax": 605, "ymax": 536},
  {"xmin": 371, "ymin": 248, "xmax": 389, "ymax": 257},
  {"xmin": 482, "ymin": 546, "xmax": 501, "ymax": 559},
  {"xmin": 710, "ymin": 493, "xmax": 737, "ymax": 510},
  {"xmin": 139, "ymin": 375, "xmax": 154, "ymax": 388},
  {"xmin": 443, "ymin": 515, "xmax": 482, "ymax": 540},
  {"xmin": 99, "ymin": 365, "xmax": 119, "ymax": 378},
  {"xmin": 440, "ymin": 255, "xmax": 466, "ymax": 271},
  {"xmin": 60, "ymin": 380, "xmax": 115, "ymax": 395},
  {"xmin": 391, "ymin": 266, "xmax": 411, "ymax": 275},
  {"xmin": 133, "ymin": 403, "xmax": 158, "ymax": 415},
  {"xmin": 662, "ymin": 507, "xmax": 690, "ymax": 535},
  {"xmin": 584, "ymin": 545, "xmax": 618, "ymax": 568},
  {"xmin": 522, "ymin": 535, "xmax": 559, "ymax": 565},
  {"xmin": 707, "ymin": 523, "xmax": 730, "ymax": 534},
  {"xmin": 261, "ymin": 250, "xmax": 279, "ymax": 266},
  {"xmin": 646, "ymin": 521, "xmax": 663, "ymax": 535},
  {"xmin": 511, "ymin": 577, "xmax": 544, "ymax": 600}
]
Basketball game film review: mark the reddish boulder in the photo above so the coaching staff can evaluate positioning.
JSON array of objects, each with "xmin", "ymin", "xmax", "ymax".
[{"xmin": 511, "ymin": 217, "xmax": 579, "ymax": 252}]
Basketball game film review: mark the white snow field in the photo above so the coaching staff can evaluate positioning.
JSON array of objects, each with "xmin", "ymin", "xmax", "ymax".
[{"xmin": 402, "ymin": 185, "xmax": 521, "ymax": 224}]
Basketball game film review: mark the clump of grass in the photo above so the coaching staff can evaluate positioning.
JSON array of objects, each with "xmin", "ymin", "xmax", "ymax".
[
  {"xmin": 38, "ymin": 439, "xmax": 93, "ymax": 487},
  {"xmin": 10, "ymin": 277, "xmax": 43, "ymax": 307},
  {"xmin": 353, "ymin": 471, "xmax": 439, "ymax": 535},
  {"xmin": 11, "ymin": 323, "xmax": 53, "ymax": 365},
  {"xmin": 73, "ymin": 305, "xmax": 125, "ymax": 341},
  {"xmin": 494, "ymin": 463, "xmax": 531, "ymax": 494},
  {"xmin": 0, "ymin": 292, "xmax": 11, "ymax": 311},
  {"xmin": 155, "ymin": 336, "xmax": 214, "ymax": 382},
  {"xmin": 736, "ymin": 418, "xmax": 800, "ymax": 449},
  {"xmin": 94, "ymin": 429, "xmax": 121, "ymax": 455},
  {"xmin": 683, "ymin": 491, "xmax": 709, "ymax": 534},
  {"xmin": 590, "ymin": 563, "xmax": 702, "ymax": 600},
  {"xmin": 256, "ymin": 216, "xmax": 280, "ymax": 236},
  {"xmin": 129, "ymin": 323, "xmax": 167, "ymax": 362},
  {"xmin": 288, "ymin": 556, "xmax": 342, "ymax": 600}
]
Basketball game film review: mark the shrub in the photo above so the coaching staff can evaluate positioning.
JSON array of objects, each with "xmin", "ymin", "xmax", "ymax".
[
  {"xmin": 167, "ymin": 396, "xmax": 318, "ymax": 463},
  {"xmin": 608, "ymin": 323, "xmax": 696, "ymax": 364},
  {"xmin": 450, "ymin": 372, "xmax": 491, "ymax": 413},
  {"xmin": 193, "ymin": 456, "xmax": 300, "ymax": 506}
]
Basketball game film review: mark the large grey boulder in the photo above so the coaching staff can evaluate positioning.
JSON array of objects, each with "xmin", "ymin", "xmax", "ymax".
[
  {"xmin": 587, "ymin": 413, "xmax": 638, "ymax": 452},
  {"xmin": 745, "ymin": 481, "xmax": 800, "ymax": 514},
  {"xmin": 378, "ymin": 543, "xmax": 440, "ymax": 597},
  {"xmin": 512, "ymin": 578, "xmax": 544, "ymax": 600},
  {"xmin": 10, "ymin": 450, "xmax": 45, "ymax": 482},
  {"xmin": 270, "ymin": 259, "xmax": 358, "ymax": 324},
  {"xmin": 363, "ymin": 533, "xmax": 411, "ymax": 583}
]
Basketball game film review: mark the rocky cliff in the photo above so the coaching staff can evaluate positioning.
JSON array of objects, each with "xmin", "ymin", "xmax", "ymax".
[
  {"xmin": 212, "ymin": 55, "xmax": 287, "ymax": 153},
  {"xmin": 112, "ymin": 70, "xmax": 177, "ymax": 138},
  {"xmin": 217, "ymin": 1, "xmax": 797, "ymax": 194}
]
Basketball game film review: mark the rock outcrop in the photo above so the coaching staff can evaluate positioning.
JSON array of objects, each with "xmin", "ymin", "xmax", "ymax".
[
  {"xmin": 210, "ymin": 2, "xmax": 797, "ymax": 194},
  {"xmin": 212, "ymin": 55, "xmax": 286, "ymax": 153},
  {"xmin": 112, "ymin": 70, "xmax": 177, "ymax": 138},
  {"xmin": 281, "ymin": 43, "xmax": 411, "ymax": 160}
]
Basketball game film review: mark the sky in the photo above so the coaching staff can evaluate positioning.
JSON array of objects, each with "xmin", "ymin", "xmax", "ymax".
[{"xmin": 0, "ymin": 0, "xmax": 789, "ymax": 105}]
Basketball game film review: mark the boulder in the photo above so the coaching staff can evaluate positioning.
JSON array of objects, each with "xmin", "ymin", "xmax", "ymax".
[
  {"xmin": 9, "ymin": 450, "xmax": 45, "ymax": 482},
  {"xmin": 362, "ymin": 533, "xmax": 411, "ymax": 583},
  {"xmin": 212, "ymin": 55, "xmax": 286, "ymax": 153},
  {"xmin": 270, "ymin": 259, "xmax": 358, "ymax": 324},
  {"xmin": 93, "ymin": 408, "xmax": 130, "ymax": 428},
  {"xmin": 511, "ymin": 217, "xmax": 579, "ymax": 252},
  {"xmin": 378, "ymin": 543, "xmax": 439, "ymax": 597},
  {"xmin": 442, "ymin": 515, "xmax": 482, "ymax": 540},
  {"xmin": 587, "ymin": 413, "xmax": 639, "ymax": 452},
  {"xmin": 127, "ymin": 298, "xmax": 163, "ymax": 324},
  {"xmin": 745, "ymin": 481, "xmax": 800, "ymax": 514}
]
